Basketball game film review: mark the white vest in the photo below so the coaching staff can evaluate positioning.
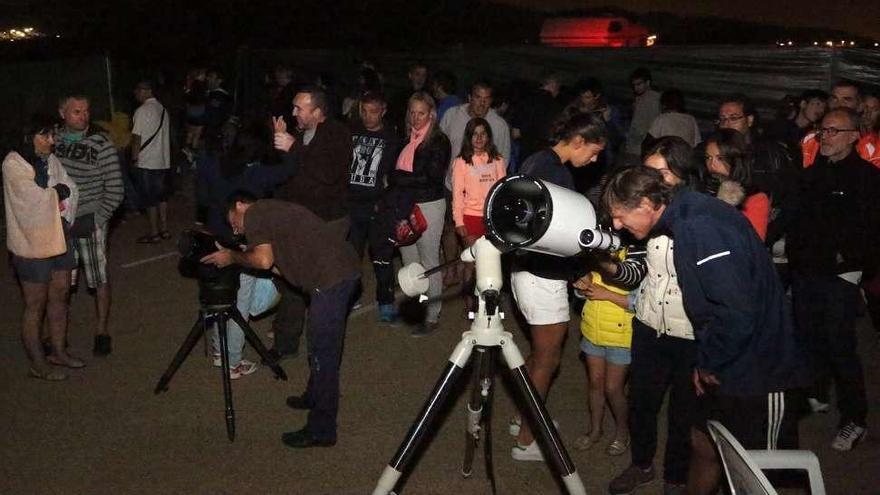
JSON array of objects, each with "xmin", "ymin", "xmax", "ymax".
[{"xmin": 634, "ymin": 235, "xmax": 694, "ymax": 340}]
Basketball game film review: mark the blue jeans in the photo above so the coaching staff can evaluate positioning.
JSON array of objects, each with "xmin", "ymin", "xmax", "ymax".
[{"xmin": 211, "ymin": 273, "xmax": 262, "ymax": 366}]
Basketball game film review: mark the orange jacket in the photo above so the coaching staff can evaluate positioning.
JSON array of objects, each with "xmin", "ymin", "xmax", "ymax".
[{"xmin": 802, "ymin": 131, "xmax": 880, "ymax": 168}]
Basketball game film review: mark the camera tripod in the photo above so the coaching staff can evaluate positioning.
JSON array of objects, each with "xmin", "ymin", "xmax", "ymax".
[
  {"xmin": 154, "ymin": 302, "xmax": 288, "ymax": 441},
  {"xmin": 373, "ymin": 238, "xmax": 586, "ymax": 495}
]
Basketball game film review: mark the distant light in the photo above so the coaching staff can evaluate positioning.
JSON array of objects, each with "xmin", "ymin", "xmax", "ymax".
[
  {"xmin": 875, "ymin": 42, "xmax": 879, "ymax": 47},
  {"xmin": 813, "ymin": 41, "xmax": 819, "ymax": 46},
  {"xmin": 0, "ymin": 26, "xmax": 46, "ymax": 42},
  {"xmin": 787, "ymin": 41, "xmax": 793, "ymax": 46},
  {"xmin": 646, "ymin": 34, "xmax": 657, "ymax": 47},
  {"xmin": 825, "ymin": 40, "xmax": 834, "ymax": 47},
  {"xmin": 850, "ymin": 41, "xmax": 856, "ymax": 46}
]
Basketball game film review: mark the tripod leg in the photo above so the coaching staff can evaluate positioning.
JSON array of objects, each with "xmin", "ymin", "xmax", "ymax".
[
  {"xmin": 482, "ymin": 348, "xmax": 497, "ymax": 495},
  {"xmin": 373, "ymin": 336, "xmax": 476, "ymax": 495},
  {"xmin": 154, "ymin": 314, "xmax": 206, "ymax": 394},
  {"xmin": 461, "ymin": 348, "xmax": 488, "ymax": 478},
  {"xmin": 217, "ymin": 312, "xmax": 236, "ymax": 442},
  {"xmin": 499, "ymin": 339, "xmax": 586, "ymax": 495},
  {"xmin": 230, "ymin": 309, "xmax": 288, "ymax": 380}
]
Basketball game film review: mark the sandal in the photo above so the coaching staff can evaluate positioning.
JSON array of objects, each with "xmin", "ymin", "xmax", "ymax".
[
  {"xmin": 159, "ymin": 230, "xmax": 172, "ymax": 240},
  {"xmin": 46, "ymin": 354, "xmax": 86, "ymax": 369},
  {"xmin": 606, "ymin": 438, "xmax": 629, "ymax": 456},
  {"xmin": 29, "ymin": 367, "xmax": 68, "ymax": 381},
  {"xmin": 574, "ymin": 432, "xmax": 602, "ymax": 451},
  {"xmin": 136, "ymin": 234, "xmax": 162, "ymax": 244}
]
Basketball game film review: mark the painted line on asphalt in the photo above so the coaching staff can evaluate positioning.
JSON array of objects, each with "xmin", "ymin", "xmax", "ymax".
[{"xmin": 120, "ymin": 251, "xmax": 179, "ymax": 269}]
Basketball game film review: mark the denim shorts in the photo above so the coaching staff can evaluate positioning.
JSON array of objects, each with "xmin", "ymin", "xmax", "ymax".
[
  {"xmin": 12, "ymin": 238, "xmax": 76, "ymax": 284},
  {"xmin": 580, "ymin": 336, "xmax": 632, "ymax": 365}
]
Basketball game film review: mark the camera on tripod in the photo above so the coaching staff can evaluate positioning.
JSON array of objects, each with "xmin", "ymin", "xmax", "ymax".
[{"xmin": 177, "ymin": 229, "xmax": 242, "ymax": 307}]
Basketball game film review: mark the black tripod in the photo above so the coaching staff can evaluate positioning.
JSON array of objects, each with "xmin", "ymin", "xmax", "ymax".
[{"xmin": 154, "ymin": 302, "xmax": 287, "ymax": 441}]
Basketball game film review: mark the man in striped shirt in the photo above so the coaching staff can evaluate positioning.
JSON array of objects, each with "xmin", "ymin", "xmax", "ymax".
[{"xmin": 55, "ymin": 95, "xmax": 124, "ymax": 356}]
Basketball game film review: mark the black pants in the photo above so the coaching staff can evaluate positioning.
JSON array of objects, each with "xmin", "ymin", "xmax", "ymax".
[
  {"xmin": 272, "ymin": 279, "xmax": 308, "ymax": 355},
  {"xmin": 347, "ymin": 205, "xmax": 395, "ymax": 305},
  {"xmin": 792, "ymin": 274, "xmax": 868, "ymax": 427},
  {"xmin": 302, "ymin": 277, "xmax": 359, "ymax": 441},
  {"xmin": 628, "ymin": 319, "xmax": 698, "ymax": 485}
]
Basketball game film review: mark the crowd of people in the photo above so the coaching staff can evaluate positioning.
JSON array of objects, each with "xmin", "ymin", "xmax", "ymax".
[{"xmin": 4, "ymin": 58, "xmax": 880, "ymax": 494}]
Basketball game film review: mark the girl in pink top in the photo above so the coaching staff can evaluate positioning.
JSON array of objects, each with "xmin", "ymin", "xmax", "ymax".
[{"xmin": 451, "ymin": 117, "xmax": 506, "ymax": 247}]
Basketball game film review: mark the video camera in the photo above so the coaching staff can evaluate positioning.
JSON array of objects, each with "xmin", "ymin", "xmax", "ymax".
[{"xmin": 178, "ymin": 229, "xmax": 242, "ymax": 307}]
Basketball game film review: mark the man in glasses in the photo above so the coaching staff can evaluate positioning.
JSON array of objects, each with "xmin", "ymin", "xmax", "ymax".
[
  {"xmin": 716, "ymin": 94, "xmax": 798, "ymax": 286},
  {"xmin": 802, "ymin": 81, "xmax": 880, "ymax": 168},
  {"xmin": 788, "ymin": 107, "xmax": 880, "ymax": 451}
]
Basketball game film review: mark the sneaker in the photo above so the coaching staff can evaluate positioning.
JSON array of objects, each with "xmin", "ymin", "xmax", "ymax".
[
  {"xmin": 808, "ymin": 397, "xmax": 830, "ymax": 413},
  {"xmin": 609, "ymin": 464, "xmax": 655, "ymax": 495},
  {"xmin": 228, "ymin": 360, "xmax": 258, "ymax": 380},
  {"xmin": 831, "ymin": 422, "xmax": 867, "ymax": 451},
  {"xmin": 378, "ymin": 304, "xmax": 400, "ymax": 324},
  {"xmin": 212, "ymin": 354, "xmax": 222, "ymax": 367},
  {"xmin": 511, "ymin": 441, "xmax": 544, "ymax": 462},
  {"xmin": 508, "ymin": 418, "xmax": 559, "ymax": 437}
]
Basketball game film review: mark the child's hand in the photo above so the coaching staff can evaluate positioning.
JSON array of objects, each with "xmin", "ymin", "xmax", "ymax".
[
  {"xmin": 584, "ymin": 284, "xmax": 614, "ymax": 302},
  {"xmin": 572, "ymin": 273, "xmax": 593, "ymax": 291}
]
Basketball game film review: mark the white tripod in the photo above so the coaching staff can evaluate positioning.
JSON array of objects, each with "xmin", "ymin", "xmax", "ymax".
[{"xmin": 373, "ymin": 237, "xmax": 587, "ymax": 495}]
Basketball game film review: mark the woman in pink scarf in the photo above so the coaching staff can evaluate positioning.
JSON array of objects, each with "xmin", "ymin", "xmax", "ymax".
[{"xmin": 390, "ymin": 92, "xmax": 451, "ymax": 336}]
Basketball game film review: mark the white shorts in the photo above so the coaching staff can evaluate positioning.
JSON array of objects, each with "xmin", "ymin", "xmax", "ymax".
[{"xmin": 510, "ymin": 271, "xmax": 570, "ymax": 326}]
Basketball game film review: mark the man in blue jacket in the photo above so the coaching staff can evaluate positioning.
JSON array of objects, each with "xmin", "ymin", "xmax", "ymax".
[{"xmin": 602, "ymin": 166, "xmax": 809, "ymax": 495}]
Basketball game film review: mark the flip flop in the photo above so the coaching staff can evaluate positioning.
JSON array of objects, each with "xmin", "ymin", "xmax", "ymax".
[
  {"xmin": 46, "ymin": 355, "xmax": 86, "ymax": 369},
  {"xmin": 136, "ymin": 234, "xmax": 162, "ymax": 244},
  {"xmin": 29, "ymin": 367, "xmax": 68, "ymax": 381}
]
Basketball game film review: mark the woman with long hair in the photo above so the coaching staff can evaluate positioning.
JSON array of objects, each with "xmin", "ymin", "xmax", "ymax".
[
  {"xmin": 509, "ymin": 112, "xmax": 608, "ymax": 461},
  {"xmin": 3, "ymin": 114, "xmax": 80, "ymax": 380},
  {"xmin": 703, "ymin": 128, "xmax": 770, "ymax": 240},
  {"xmin": 606, "ymin": 136, "xmax": 702, "ymax": 494},
  {"xmin": 391, "ymin": 91, "xmax": 451, "ymax": 336}
]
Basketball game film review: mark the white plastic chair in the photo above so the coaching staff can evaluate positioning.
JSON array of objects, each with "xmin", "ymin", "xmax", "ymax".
[{"xmin": 707, "ymin": 420, "xmax": 826, "ymax": 495}]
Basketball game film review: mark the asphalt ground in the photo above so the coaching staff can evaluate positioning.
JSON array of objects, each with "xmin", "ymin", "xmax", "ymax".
[{"xmin": 1, "ymin": 181, "xmax": 878, "ymax": 494}]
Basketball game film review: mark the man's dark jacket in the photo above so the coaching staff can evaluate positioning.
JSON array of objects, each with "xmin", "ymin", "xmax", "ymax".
[
  {"xmin": 276, "ymin": 118, "xmax": 352, "ymax": 220},
  {"xmin": 655, "ymin": 189, "xmax": 809, "ymax": 396},
  {"xmin": 787, "ymin": 150, "xmax": 880, "ymax": 277}
]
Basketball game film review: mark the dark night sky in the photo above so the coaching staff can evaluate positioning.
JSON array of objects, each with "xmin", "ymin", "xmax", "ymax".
[{"xmin": 498, "ymin": 0, "xmax": 880, "ymax": 40}]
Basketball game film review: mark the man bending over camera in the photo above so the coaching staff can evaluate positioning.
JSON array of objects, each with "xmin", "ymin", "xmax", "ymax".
[{"xmin": 201, "ymin": 191, "xmax": 360, "ymax": 448}]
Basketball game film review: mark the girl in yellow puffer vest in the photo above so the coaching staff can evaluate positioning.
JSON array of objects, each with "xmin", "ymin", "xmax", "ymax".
[{"xmin": 572, "ymin": 250, "xmax": 633, "ymax": 457}]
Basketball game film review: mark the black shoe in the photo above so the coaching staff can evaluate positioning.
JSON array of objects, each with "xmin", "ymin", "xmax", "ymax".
[
  {"xmin": 281, "ymin": 428, "xmax": 336, "ymax": 448},
  {"xmin": 285, "ymin": 395, "xmax": 314, "ymax": 410},
  {"xmin": 265, "ymin": 348, "xmax": 298, "ymax": 364},
  {"xmin": 93, "ymin": 335, "xmax": 112, "ymax": 356}
]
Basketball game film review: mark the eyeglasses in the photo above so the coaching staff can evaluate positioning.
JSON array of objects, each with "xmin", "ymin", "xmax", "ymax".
[
  {"xmin": 715, "ymin": 114, "xmax": 745, "ymax": 125},
  {"xmin": 816, "ymin": 127, "xmax": 858, "ymax": 138}
]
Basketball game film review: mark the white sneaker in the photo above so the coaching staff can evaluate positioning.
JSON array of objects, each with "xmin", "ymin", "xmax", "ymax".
[
  {"xmin": 808, "ymin": 397, "xmax": 830, "ymax": 413},
  {"xmin": 508, "ymin": 417, "xmax": 559, "ymax": 437},
  {"xmin": 228, "ymin": 360, "xmax": 258, "ymax": 380},
  {"xmin": 831, "ymin": 422, "xmax": 866, "ymax": 451},
  {"xmin": 212, "ymin": 353, "xmax": 222, "ymax": 367},
  {"xmin": 511, "ymin": 441, "xmax": 544, "ymax": 462}
]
